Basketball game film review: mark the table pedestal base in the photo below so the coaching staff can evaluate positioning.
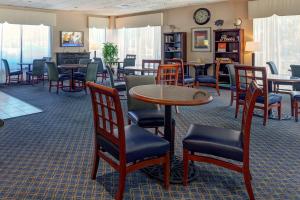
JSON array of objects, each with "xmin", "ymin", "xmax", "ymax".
[{"xmin": 141, "ymin": 155, "xmax": 199, "ymax": 184}]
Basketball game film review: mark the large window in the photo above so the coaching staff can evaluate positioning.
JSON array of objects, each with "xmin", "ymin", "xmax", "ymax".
[
  {"xmin": 0, "ymin": 23, "xmax": 51, "ymax": 83},
  {"xmin": 254, "ymin": 15, "xmax": 300, "ymax": 74},
  {"xmin": 89, "ymin": 28, "xmax": 106, "ymax": 59}
]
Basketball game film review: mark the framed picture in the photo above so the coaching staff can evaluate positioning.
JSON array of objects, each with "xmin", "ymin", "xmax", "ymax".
[{"xmin": 191, "ymin": 27, "xmax": 211, "ymax": 52}]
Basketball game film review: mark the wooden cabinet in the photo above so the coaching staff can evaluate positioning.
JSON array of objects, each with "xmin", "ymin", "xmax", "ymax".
[
  {"xmin": 163, "ymin": 32, "xmax": 187, "ymax": 62},
  {"xmin": 56, "ymin": 52, "xmax": 90, "ymax": 65},
  {"xmin": 213, "ymin": 29, "xmax": 244, "ymax": 88}
]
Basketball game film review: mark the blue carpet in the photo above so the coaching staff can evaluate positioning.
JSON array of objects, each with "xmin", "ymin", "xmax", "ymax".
[{"xmin": 0, "ymin": 84, "xmax": 299, "ymax": 199}]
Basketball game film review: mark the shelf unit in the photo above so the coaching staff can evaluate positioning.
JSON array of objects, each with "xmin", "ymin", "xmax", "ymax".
[
  {"xmin": 213, "ymin": 29, "xmax": 244, "ymax": 88},
  {"xmin": 163, "ymin": 32, "xmax": 187, "ymax": 62}
]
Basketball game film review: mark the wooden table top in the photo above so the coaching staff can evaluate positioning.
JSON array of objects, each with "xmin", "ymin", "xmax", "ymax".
[
  {"xmin": 129, "ymin": 84, "xmax": 213, "ymax": 106},
  {"xmin": 268, "ymin": 74, "xmax": 300, "ymax": 83},
  {"xmin": 58, "ymin": 64, "xmax": 87, "ymax": 69}
]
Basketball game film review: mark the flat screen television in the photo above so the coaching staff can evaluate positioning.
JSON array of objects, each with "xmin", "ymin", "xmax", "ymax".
[{"xmin": 60, "ymin": 31, "xmax": 84, "ymax": 47}]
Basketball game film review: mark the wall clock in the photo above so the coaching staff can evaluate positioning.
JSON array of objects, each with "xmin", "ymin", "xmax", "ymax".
[{"xmin": 193, "ymin": 8, "xmax": 211, "ymax": 25}]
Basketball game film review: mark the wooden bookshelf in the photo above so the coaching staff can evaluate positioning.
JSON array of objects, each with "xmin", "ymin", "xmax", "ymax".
[
  {"xmin": 213, "ymin": 29, "xmax": 244, "ymax": 88},
  {"xmin": 163, "ymin": 32, "xmax": 187, "ymax": 62}
]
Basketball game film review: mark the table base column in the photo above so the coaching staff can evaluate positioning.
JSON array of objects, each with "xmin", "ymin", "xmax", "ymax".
[{"xmin": 141, "ymin": 155, "xmax": 199, "ymax": 184}]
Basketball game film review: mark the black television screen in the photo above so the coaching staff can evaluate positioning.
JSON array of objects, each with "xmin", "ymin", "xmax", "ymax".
[{"xmin": 61, "ymin": 31, "xmax": 84, "ymax": 47}]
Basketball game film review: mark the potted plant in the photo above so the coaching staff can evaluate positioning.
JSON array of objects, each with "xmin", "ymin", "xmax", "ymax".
[{"xmin": 102, "ymin": 42, "xmax": 119, "ymax": 65}]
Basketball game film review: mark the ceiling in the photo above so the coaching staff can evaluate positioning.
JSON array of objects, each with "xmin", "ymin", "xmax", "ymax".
[{"xmin": 0, "ymin": 0, "xmax": 228, "ymax": 16}]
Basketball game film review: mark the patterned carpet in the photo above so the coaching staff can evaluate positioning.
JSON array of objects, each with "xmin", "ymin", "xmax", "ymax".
[{"xmin": 0, "ymin": 83, "xmax": 299, "ymax": 200}]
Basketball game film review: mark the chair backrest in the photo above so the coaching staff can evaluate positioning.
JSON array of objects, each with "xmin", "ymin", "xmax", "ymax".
[
  {"xmin": 106, "ymin": 65, "xmax": 115, "ymax": 88},
  {"xmin": 43, "ymin": 57, "xmax": 52, "ymax": 62},
  {"xmin": 87, "ymin": 82, "xmax": 126, "ymax": 163},
  {"xmin": 226, "ymin": 64, "xmax": 236, "ymax": 87},
  {"xmin": 125, "ymin": 75, "xmax": 158, "ymax": 111},
  {"xmin": 241, "ymin": 81, "xmax": 263, "ymax": 164},
  {"xmin": 142, "ymin": 59, "xmax": 161, "ymax": 69},
  {"xmin": 79, "ymin": 59, "xmax": 92, "ymax": 65},
  {"xmin": 156, "ymin": 64, "xmax": 179, "ymax": 85},
  {"xmin": 126, "ymin": 54, "xmax": 136, "ymax": 59},
  {"xmin": 290, "ymin": 65, "xmax": 300, "ymax": 91},
  {"xmin": 235, "ymin": 65, "xmax": 268, "ymax": 106},
  {"xmin": 94, "ymin": 58, "xmax": 105, "ymax": 73},
  {"xmin": 266, "ymin": 61, "xmax": 278, "ymax": 75},
  {"xmin": 85, "ymin": 63, "xmax": 98, "ymax": 82},
  {"xmin": 165, "ymin": 59, "xmax": 185, "ymax": 85},
  {"xmin": 123, "ymin": 58, "xmax": 135, "ymax": 67},
  {"xmin": 2, "ymin": 59, "xmax": 10, "ymax": 75},
  {"xmin": 32, "ymin": 59, "xmax": 46, "ymax": 76},
  {"xmin": 46, "ymin": 62, "xmax": 59, "ymax": 81}
]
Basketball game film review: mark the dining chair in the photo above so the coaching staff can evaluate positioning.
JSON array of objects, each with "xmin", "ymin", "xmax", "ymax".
[
  {"xmin": 73, "ymin": 63, "xmax": 98, "ymax": 94},
  {"xmin": 182, "ymin": 81, "xmax": 263, "ymax": 200},
  {"xmin": 290, "ymin": 65, "xmax": 300, "ymax": 120},
  {"xmin": 106, "ymin": 65, "xmax": 127, "ymax": 100},
  {"xmin": 74, "ymin": 58, "xmax": 92, "ymax": 76},
  {"xmin": 156, "ymin": 64, "xmax": 179, "ymax": 85},
  {"xmin": 117, "ymin": 55, "xmax": 136, "ymax": 80},
  {"xmin": 2, "ymin": 59, "xmax": 23, "ymax": 84},
  {"xmin": 26, "ymin": 59, "xmax": 46, "ymax": 85},
  {"xmin": 165, "ymin": 59, "xmax": 195, "ymax": 87},
  {"xmin": 46, "ymin": 62, "xmax": 71, "ymax": 94},
  {"xmin": 142, "ymin": 59, "xmax": 161, "ymax": 75},
  {"xmin": 94, "ymin": 58, "xmax": 108, "ymax": 82},
  {"xmin": 125, "ymin": 75, "xmax": 175, "ymax": 136},
  {"xmin": 235, "ymin": 65, "xmax": 282, "ymax": 126},
  {"xmin": 195, "ymin": 61, "xmax": 221, "ymax": 96},
  {"xmin": 266, "ymin": 61, "xmax": 291, "ymax": 93},
  {"xmin": 87, "ymin": 82, "xmax": 170, "ymax": 200}
]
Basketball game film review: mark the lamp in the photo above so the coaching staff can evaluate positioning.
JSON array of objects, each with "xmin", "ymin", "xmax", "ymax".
[
  {"xmin": 245, "ymin": 41, "xmax": 261, "ymax": 66},
  {"xmin": 90, "ymin": 43, "xmax": 101, "ymax": 59}
]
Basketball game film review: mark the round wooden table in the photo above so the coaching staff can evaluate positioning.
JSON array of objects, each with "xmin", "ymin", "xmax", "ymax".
[
  {"xmin": 129, "ymin": 84, "xmax": 213, "ymax": 183},
  {"xmin": 58, "ymin": 64, "xmax": 87, "ymax": 92}
]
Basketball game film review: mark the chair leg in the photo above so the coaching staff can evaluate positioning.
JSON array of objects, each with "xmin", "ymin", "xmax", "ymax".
[
  {"xmin": 175, "ymin": 106, "xmax": 180, "ymax": 114},
  {"xmin": 183, "ymin": 148, "xmax": 189, "ymax": 186},
  {"xmin": 127, "ymin": 119, "xmax": 131, "ymax": 125},
  {"xmin": 278, "ymin": 104, "xmax": 281, "ymax": 120},
  {"xmin": 230, "ymin": 91, "xmax": 234, "ymax": 106},
  {"xmin": 164, "ymin": 152, "xmax": 170, "ymax": 189},
  {"xmin": 295, "ymin": 101, "xmax": 299, "ymax": 122},
  {"xmin": 263, "ymin": 108, "xmax": 268, "ymax": 126},
  {"xmin": 235, "ymin": 102, "xmax": 239, "ymax": 118},
  {"xmin": 243, "ymin": 169, "xmax": 255, "ymax": 200},
  {"xmin": 49, "ymin": 81, "xmax": 52, "ymax": 92},
  {"xmin": 155, "ymin": 127, "xmax": 159, "ymax": 135},
  {"xmin": 91, "ymin": 152, "xmax": 99, "ymax": 180},
  {"xmin": 216, "ymin": 85, "xmax": 220, "ymax": 96},
  {"xmin": 291, "ymin": 97, "xmax": 294, "ymax": 117},
  {"xmin": 56, "ymin": 81, "xmax": 59, "ymax": 94},
  {"xmin": 116, "ymin": 168, "xmax": 126, "ymax": 200}
]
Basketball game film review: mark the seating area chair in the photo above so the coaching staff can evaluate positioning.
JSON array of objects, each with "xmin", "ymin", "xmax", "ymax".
[
  {"xmin": 46, "ymin": 62, "xmax": 71, "ymax": 94},
  {"xmin": 227, "ymin": 64, "xmax": 236, "ymax": 106},
  {"xmin": 74, "ymin": 58, "xmax": 92, "ymax": 77},
  {"xmin": 73, "ymin": 63, "xmax": 98, "ymax": 94},
  {"xmin": 117, "ymin": 54, "xmax": 136, "ymax": 79},
  {"xmin": 156, "ymin": 64, "xmax": 179, "ymax": 85},
  {"xmin": 195, "ymin": 61, "xmax": 221, "ymax": 96},
  {"xmin": 94, "ymin": 58, "xmax": 108, "ymax": 82},
  {"xmin": 235, "ymin": 65, "xmax": 282, "ymax": 126},
  {"xmin": 125, "ymin": 75, "xmax": 175, "ymax": 135},
  {"xmin": 26, "ymin": 59, "xmax": 46, "ymax": 85},
  {"xmin": 165, "ymin": 59, "xmax": 195, "ymax": 87},
  {"xmin": 87, "ymin": 82, "xmax": 170, "ymax": 200},
  {"xmin": 182, "ymin": 81, "xmax": 262, "ymax": 200},
  {"xmin": 2, "ymin": 59, "xmax": 23, "ymax": 84},
  {"xmin": 142, "ymin": 59, "xmax": 161, "ymax": 75},
  {"xmin": 266, "ymin": 61, "xmax": 291, "ymax": 93},
  {"xmin": 106, "ymin": 65, "xmax": 127, "ymax": 99},
  {"xmin": 290, "ymin": 65, "xmax": 300, "ymax": 120}
]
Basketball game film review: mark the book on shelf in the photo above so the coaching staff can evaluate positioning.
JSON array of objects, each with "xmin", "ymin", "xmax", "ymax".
[{"xmin": 217, "ymin": 43, "xmax": 227, "ymax": 52}]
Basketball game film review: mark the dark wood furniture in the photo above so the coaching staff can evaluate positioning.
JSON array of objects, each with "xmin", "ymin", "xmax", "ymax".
[
  {"xmin": 183, "ymin": 81, "xmax": 262, "ymax": 200},
  {"xmin": 213, "ymin": 29, "xmax": 244, "ymax": 88},
  {"xmin": 117, "ymin": 54, "xmax": 136, "ymax": 80},
  {"xmin": 235, "ymin": 66, "xmax": 282, "ymax": 126},
  {"xmin": 87, "ymin": 82, "xmax": 170, "ymax": 200},
  {"xmin": 106, "ymin": 65, "xmax": 127, "ymax": 100},
  {"xmin": 46, "ymin": 62, "xmax": 71, "ymax": 94},
  {"xmin": 163, "ymin": 32, "xmax": 187, "ymax": 63},
  {"xmin": 129, "ymin": 84, "xmax": 213, "ymax": 183},
  {"xmin": 156, "ymin": 64, "xmax": 179, "ymax": 85},
  {"xmin": 58, "ymin": 64, "xmax": 87, "ymax": 92},
  {"xmin": 56, "ymin": 52, "xmax": 90, "ymax": 65},
  {"xmin": 292, "ymin": 92, "xmax": 300, "ymax": 122},
  {"xmin": 195, "ymin": 61, "xmax": 221, "ymax": 96}
]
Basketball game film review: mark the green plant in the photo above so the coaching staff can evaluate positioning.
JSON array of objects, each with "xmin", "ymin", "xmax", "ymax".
[{"xmin": 102, "ymin": 42, "xmax": 118, "ymax": 64}]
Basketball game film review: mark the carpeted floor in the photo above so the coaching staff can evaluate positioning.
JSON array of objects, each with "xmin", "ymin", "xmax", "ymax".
[{"xmin": 0, "ymin": 83, "xmax": 299, "ymax": 200}]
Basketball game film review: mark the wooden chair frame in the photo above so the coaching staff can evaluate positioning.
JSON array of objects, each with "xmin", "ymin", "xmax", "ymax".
[
  {"xmin": 195, "ymin": 61, "xmax": 221, "ymax": 96},
  {"xmin": 183, "ymin": 81, "xmax": 263, "ymax": 200},
  {"xmin": 235, "ymin": 65, "xmax": 281, "ymax": 126},
  {"xmin": 87, "ymin": 82, "xmax": 170, "ymax": 200},
  {"xmin": 142, "ymin": 59, "xmax": 161, "ymax": 75},
  {"xmin": 156, "ymin": 64, "xmax": 179, "ymax": 85},
  {"xmin": 294, "ymin": 100, "xmax": 299, "ymax": 122}
]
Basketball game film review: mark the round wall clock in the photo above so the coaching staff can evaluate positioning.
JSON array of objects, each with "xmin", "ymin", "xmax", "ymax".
[{"xmin": 193, "ymin": 8, "xmax": 211, "ymax": 25}]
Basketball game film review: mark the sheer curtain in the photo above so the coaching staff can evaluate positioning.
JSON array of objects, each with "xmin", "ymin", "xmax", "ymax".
[
  {"xmin": 254, "ymin": 15, "xmax": 300, "ymax": 74},
  {"xmin": 89, "ymin": 28, "xmax": 106, "ymax": 58}
]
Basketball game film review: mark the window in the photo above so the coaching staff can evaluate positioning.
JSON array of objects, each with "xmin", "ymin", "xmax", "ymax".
[
  {"xmin": 254, "ymin": 15, "xmax": 300, "ymax": 74},
  {"xmin": 89, "ymin": 28, "xmax": 106, "ymax": 59},
  {"xmin": 0, "ymin": 23, "xmax": 51, "ymax": 83}
]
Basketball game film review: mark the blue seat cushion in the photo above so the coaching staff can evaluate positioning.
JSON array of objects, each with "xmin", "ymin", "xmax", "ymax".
[
  {"xmin": 58, "ymin": 74, "xmax": 71, "ymax": 81},
  {"xmin": 239, "ymin": 93, "xmax": 282, "ymax": 105},
  {"xmin": 98, "ymin": 125, "xmax": 170, "ymax": 163},
  {"xmin": 196, "ymin": 75, "xmax": 216, "ymax": 84},
  {"xmin": 292, "ymin": 91, "xmax": 300, "ymax": 100},
  {"xmin": 9, "ymin": 70, "xmax": 22, "ymax": 76},
  {"xmin": 182, "ymin": 76, "xmax": 195, "ymax": 84},
  {"xmin": 114, "ymin": 82, "xmax": 126, "ymax": 91},
  {"xmin": 128, "ymin": 109, "xmax": 175, "ymax": 128},
  {"xmin": 183, "ymin": 124, "xmax": 243, "ymax": 162},
  {"xmin": 74, "ymin": 72, "xmax": 85, "ymax": 77}
]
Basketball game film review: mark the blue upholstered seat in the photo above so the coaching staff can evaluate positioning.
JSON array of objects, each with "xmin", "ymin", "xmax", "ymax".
[
  {"xmin": 292, "ymin": 91, "xmax": 300, "ymax": 100},
  {"xmin": 239, "ymin": 93, "xmax": 282, "ymax": 105},
  {"xmin": 183, "ymin": 76, "xmax": 195, "ymax": 84},
  {"xmin": 183, "ymin": 124, "xmax": 243, "ymax": 162},
  {"xmin": 98, "ymin": 125, "xmax": 170, "ymax": 163},
  {"xmin": 196, "ymin": 75, "xmax": 216, "ymax": 84}
]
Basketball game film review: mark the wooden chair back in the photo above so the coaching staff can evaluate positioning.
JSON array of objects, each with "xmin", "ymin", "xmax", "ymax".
[
  {"xmin": 156, "ymin": 64, "xmax": 179, "ymax": 85},
  {"xmin": 142, "ymin": 59, "xmax": 161, "ymax": 75},
  {"xmin": 87, "ymin": 82, "xmax": 126, "ymax": 162},
  {"xmin": 126, "ymin": 54, "xmax": 136, "ymax": 59},
  {"xmin": 165, "ymin": 59, "xmax": 185, "ymax": 85}
]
